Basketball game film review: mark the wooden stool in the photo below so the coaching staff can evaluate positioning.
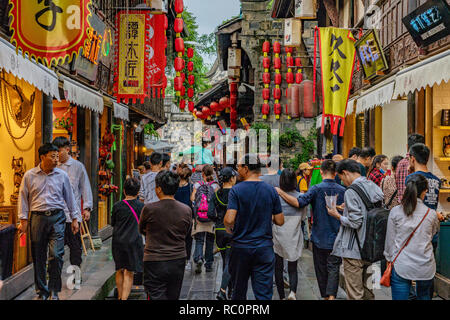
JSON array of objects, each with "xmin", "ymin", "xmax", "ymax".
[{"xmin": 80, "ymin": 220, "xmax": 96, "ymax": 255}]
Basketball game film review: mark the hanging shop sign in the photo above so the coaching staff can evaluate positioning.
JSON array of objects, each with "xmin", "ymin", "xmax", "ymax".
[
  {"xmin": 8, "ymin": 0, "xmax": 92, "ymax": 66},
  {"xmin": 72, "ymin": 12, "xmax": 106, "ymax": 81},
  {"xmin": 295, "ymin": 0, "xmax": 317, "ymax": 19},
  {"xmin": 354, "ymin": 29, "xmax": 388, "ymax": 80},
  {"xmin": 114, "ymin": 11, "xmax": 150, "ymax": 103},
  {"xmin": 402, "ymin": 0, "xmax": 450, "ymax": 48},
  {"xmin": 284, "ymin": 18, "xmax": 302, "ymax": 47},
  {"xmin": 315, "ymin": 27, "xmax": 356, "ymax": 136},
  {"xmin": 147, "ymin": 13, "xmax": 168, "ymax": 98}
]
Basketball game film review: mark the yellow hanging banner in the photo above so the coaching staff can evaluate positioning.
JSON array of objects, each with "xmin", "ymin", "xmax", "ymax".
[
  {"xmin": 317, "ymin": 27, "xmax": 356, "ymax": 136},
  {"xmin": 9, "ymin": 0, "xmax": 92, "ymax": 66}
]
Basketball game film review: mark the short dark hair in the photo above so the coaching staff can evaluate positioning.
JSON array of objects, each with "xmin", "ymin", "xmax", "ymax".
[
  {"xmin": 38, "ymin": 143, "xmax": 58, "ymax": 158},
  {"xmin": 202, "ymin": 140, "xmax": 210, "ymax": 148},
  {"xmin": 155, "ymin": 170, "xmax": 180, "ymax": 196},
  {"xmin": 280, "ymin": 169, "xmax": 297, "ymax": 192},
  {"xmin": 239, "ymin": 154, "xmax": 261, "ymax": 173},
  {"xmin": 143, "ymin": 161, "xmax": 151, "ymax": 170},
  {"xmin": 391, "ymin": 156, "xmax": 404, "ymax": 172},
  {"xmin": 124, "ymin": 178, "xmax": 140, "ymax": 196},
  {"xmin": 360, "ymin": 147, "xmax": 375, "ymax": 159},
  {"xmin": 408, "ymin": 133, "xmax": 425, "ymax": 149},
  {"xmin": 324, "ymin": 153, "xmax": 333, "ymax": 160},
  {"xmin": 348, "ymin": 147, "xmax": 361, "ymax": 158},
  {"xmin": 409, "ymin": 143, "xmax": 430, "ymax": 165},
  {"xmin": 178, "ymin": 166, "xmax": 192, "ymax": 181},
  {"xmin": 162, "ymin": 153, "xmax": 171, "ymax": 167},
  {"xmin": 336, "ymin": 159, "xmax": 362, "ymax": 175},
  {"xmin": 52, "ymin": 136, "xmax": 70, "ymax": 148},
  {"xmin": 150, "ymin": 152, "xmax": 163, "ymax": 166},
  {"xmin": 321, "ymin": 159, "xmax": 336, "ymax": 174}
]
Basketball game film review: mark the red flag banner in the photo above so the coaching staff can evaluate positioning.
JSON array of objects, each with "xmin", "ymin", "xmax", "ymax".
[{"xmin": 147, "ymin": 13, "xmax": 167, "ymax": 98}]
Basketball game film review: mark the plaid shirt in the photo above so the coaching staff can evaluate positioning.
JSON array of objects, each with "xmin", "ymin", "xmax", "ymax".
[
  {"xmin": 395, "ymin": 154, "xmax": 410, "ymax": 202},
  {"xmin": 368, "ymin": 168, "xmax": 385, "ymax": 187}
]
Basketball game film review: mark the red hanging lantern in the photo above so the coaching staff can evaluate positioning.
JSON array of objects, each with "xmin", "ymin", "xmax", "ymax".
[
  {"xmin": 188, "ymin": 74, "xmax": 195, "ymax": 85},
  {"xmin": 174, "ymin": 18, "xmax": 183, "ymax": 34},
  {"xmin": 180, "ymin": 86, "xmax": 186, "ymax": 97},
  {"xmin": 274, "ymin": 103, "xmax": 282, "ymax": 119},
  {"xmin": 187, "ymin": 88, "xmax": 194, "ymax": 98},
  {"xmin": 230, "ymin": 82, "xmax": 238, "ymax": 94},
  {"xmin": 285, "ymin": 47, "xmax": 293, "ymax": 54},
  {"xmin": 188, "ymin": 101, "xmax": 195, "ymax": 112},
  {"xmin": 273, "ymin": 87, "xmax": 281, "ymax": 100},
  {"xmin": 263, "ymin": 57, "xmax": 271, "ymax": 69},
  {"xmin": 210, "ymin": 101, "xmax": 220, "ymax": 116},
  {"xmin": 273, "ymin": 41, "xmax": 281, "ymax": 54},
  {"xmin": 179, "ymin": 99, "xmax": 186, "ymax": 110},
  {"xmin": 286, "ymin": 56, "xmax": 294, "ymax": 67},
  {"xmin": 274, "ymin": 57, "xmax": 281, "ymax": 70},
  {"xmin": 187, "ymin": 47, "xmax": 194, "ymax": 59},
  {"xmin": 274, "ymin": 73, "xmax": 282, "ymax": 85},
  {"xmin": 286, "ymin": 72, "xmax": 294, "ymax": 84},
  {"xmin": 295, "ymin": 57, "xmax": 302, "ymax": 67},
  {"xmin": 262, "ymin": 103, "xmax": 270, "ymax": 118},
  {"xmin": 187, "ymin": 61, "xmax": 194, "ymax": 72},
  {"xmin": 219, "ymin": 97, "xmax": 229, "ymax": 111},
  {"xmin": 180, "ymin": 72, "xmax": 186, "ymax": 83},
  {"xmin": 296, "ymin": 72, "xmax": 303, "ymax": 84},
  {"xmin": 262, "ymin": 41, "xmax": 270, "ymax": 53},
  {"xmin": 174, "ymin": 77, "xmax": 183, "ymax": 91},
  {"xmin": 196, "ymin": 110, "xmax": 204, "ymax": 119},
  {"xmin": 263, "ymin": 72, "xmax": 271, "ymax": 84},
  {"xmin": 175, "ymin": 37, "xmax": 185, "ymax": 54},
  {"xmin": 262, "ymin": 88, "xmax": 270, "ymax": 100},
  {"xmin": 174, "ymin": 57, "xmax": 185, "ymax": 71},
  {"xmin": 174, "ymin": 0, "xmax": 184, "ymax": 14}
]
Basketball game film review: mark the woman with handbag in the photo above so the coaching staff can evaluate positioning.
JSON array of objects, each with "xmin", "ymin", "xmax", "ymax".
[
  {"xmin": 380, "ymin": 156, "xmax": 404, "ymax": 210},
  {"xmin": 111, "ymin": 178, "xmax": 145, "ymax": 300},
  {"xmin": 382, "ymin": 174, "xmax": 440, "ymax": 300}
]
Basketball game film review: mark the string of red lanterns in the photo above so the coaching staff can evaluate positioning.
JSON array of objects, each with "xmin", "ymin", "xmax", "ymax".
[
  {"xmin": 285, "ymin": 47, "xmax": 294, "ymax": 120},
  {"xmin": 173, "ymin": 0, "xmax": 185, "ymax": 110},
  {"xmin": 187, "ymin": 47, "xmax": 195, "ymax": 113},
  {"xmin": 262, "ymin": 41, "xmax": 271, "ymax": 119},
  {"xmin": 273, "ymin": 41, "xmax": 282, "ymax": 120},
  {"xmin": 229, "ymin": 82, "xmax": 238, "ymax": 130}
]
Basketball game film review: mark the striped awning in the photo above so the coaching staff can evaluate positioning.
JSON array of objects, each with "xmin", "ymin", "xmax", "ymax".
[{"xmin": 61, "ymin": 75, "xmax": 104, "ymax": 114}]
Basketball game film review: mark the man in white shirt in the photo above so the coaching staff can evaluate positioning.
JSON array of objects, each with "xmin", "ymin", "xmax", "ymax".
[{"xmin": 139, "ymin": 152, "xmax": 163, "ymax": 204}]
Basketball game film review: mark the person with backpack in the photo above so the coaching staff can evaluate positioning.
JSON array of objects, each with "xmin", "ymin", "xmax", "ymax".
[
  {"xmin": 381, "ymin": 156, "xmax": 404, "ymax": 210},
  {"xmin": 190, "ymin": 164, "xmax": 220, "ymax": 274},
  {"xmin": 207, "ymin": 167, "xmax": 238, "ymax": 300},
  {"xmin": 384, "ymin": 174, "xmax": 440, "ymax": 300},
  {"xmin": 326, "ymin": 159, "xmax": 384, "ymax": 300},
  {"xmin": 111, "ymin": 178, "xmax": 144, "ymax": 300}
]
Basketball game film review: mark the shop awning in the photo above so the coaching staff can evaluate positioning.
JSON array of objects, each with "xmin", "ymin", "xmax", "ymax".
[
  {"xmin": 0, "ymin": 37, "xmax": 60, "ymax": 100},
  {"xmin": 113, "ymin": 102, "xmax": 129, "ymax": 121},
  {"xmin": 355, "ymin": 77, "xmax": 395, "ymax": 114},
  {"xmin": 61, "ymin": 75, "xmax": 104, "ymax": 114},
  {"xmin": 393, "ymin": 49, "xmax": 450, "ymax": 98}
]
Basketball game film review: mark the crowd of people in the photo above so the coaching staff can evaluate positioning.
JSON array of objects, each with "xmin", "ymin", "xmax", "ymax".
[{"xmin": 7, "ymin": 132, "xmax": 445, "ymax": 301}]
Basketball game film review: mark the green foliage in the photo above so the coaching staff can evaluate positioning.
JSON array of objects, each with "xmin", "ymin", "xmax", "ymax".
[
  {"xmin": 280, "ymin": 127, "xmax": 303, "ymax": 148},
  {"xmin": 143, "ymin": 123, "xmax": 160, "ymax": 138},
  {"xmin": 286, "ymin": 125, "xmax": 317, "ymax": 170},
  {"xmin": 266, "ymin": 0, "xmax": 275, "ymax": 10}
]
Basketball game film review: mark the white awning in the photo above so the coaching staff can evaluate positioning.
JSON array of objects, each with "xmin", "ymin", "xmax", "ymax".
[
  {"xmin": 393, "ymin": 49, "xmax": 450, "ymax": 98},
  {"xmin": 113, "ymin": 102, "xmax": 129, "ymax": 121},
  {"xmin": 346, "ymin": 96, "xmax": 358, "ymax": 116},
  {"xmin": 356, "ymin": 77, "xmax": 395, "ymax": 114},
  {"xmin": 61, "ymin": 75, "xmax": 104, "ymax": 114},
  {"xmin": 0, "ymin": 37, "xmax": 60, "ymax": 100}
]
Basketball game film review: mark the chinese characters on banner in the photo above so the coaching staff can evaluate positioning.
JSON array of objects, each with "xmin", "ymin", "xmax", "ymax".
[
  {"xmin": 147, "ymin": 14, "xmax": 167, "ymax": 98},
  {"xmin": 114, "ymin": 11, "xmax": 150, "ymax": 103},
  {"xmin": 8, "ymin": 0, "xmax": 92, "ymax": 66},
  {"xmin": 316, "ymin": 27, "xmax": 356, "ymax": 136}
]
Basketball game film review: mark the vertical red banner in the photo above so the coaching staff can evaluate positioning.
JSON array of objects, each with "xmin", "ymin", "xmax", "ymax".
[{"xmin": 148, "ymin": 13, "xmax": 167, "ymax": 98}]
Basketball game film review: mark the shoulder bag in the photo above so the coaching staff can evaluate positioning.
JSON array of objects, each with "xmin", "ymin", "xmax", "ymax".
[
  {"xmin": 380, "ymin": 208, "xmax": 431, "ymax": 287},
  {"xmin": 123, "ymin": 200, "xmax": 140, "ymax": 224}
]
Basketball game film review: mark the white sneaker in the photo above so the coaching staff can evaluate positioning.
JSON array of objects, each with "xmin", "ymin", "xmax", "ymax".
[{"xmin": 287, "ymin": 291, "xmax": 296, "ymax": 300}]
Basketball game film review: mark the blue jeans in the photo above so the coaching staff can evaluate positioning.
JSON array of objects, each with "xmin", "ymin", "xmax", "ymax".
[
  {"xmin": 391, "ymin": 267, "xmax": 433, "ymax": 300},
  {"xmin": 228, "ymin": 246, "xmax": 275, "ymax": 300},
  {"xmin": 193, "ymin": 232, "xmax": 214, "ymax": 269}
]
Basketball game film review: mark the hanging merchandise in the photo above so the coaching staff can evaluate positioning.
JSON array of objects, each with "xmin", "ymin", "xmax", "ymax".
[
  {"xmin": 9, "ymin": 0, "xmax": 92, "ymax": 66},
  {"xmin": 262, "ymin": 41, "xmax": 271, "ymax": 119},
  {"xmin": 114, "ymin": 11, "xmax": 151, "ymax": 103},
  {"xmin": 273, "ymin": 41, "xmax": 282, "ymax": 119},
  {"xmin": 314, "ymin": 27, "xmax": 356, "ymax": 136},
  {"xmin": 285, "ymin": 47, "xmax": 294, "ymax": 119},
  {"xmin": 187, "ymin": 47, "xmax": 195, "ymax": 114},
  {"xmin": 173, "ymin": 0, "xmax": 184, "ymax": 100},
  {"xmin": 98, "ymin": 128, "xmax": 118, "ymax": 197}
]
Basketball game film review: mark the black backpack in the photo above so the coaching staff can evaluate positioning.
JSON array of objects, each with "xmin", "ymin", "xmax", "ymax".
[{"xmin": 349, "ymin": 184, "xmax": 389, "ymax": 263}]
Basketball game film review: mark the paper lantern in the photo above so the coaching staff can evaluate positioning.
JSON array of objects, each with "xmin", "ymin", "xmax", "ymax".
[
  {"xmin": 174, "ymin": 18, "xmax": 183, "ymax": 33},
  {"xmin": 219, "ymin": 97, "xmax": 229, "ymax": 111},
  {"xmin": 187, "ymin": 47, "xmax": 194, "ymax": 59},
  {"xmin": 187, "ymin": 88, "xmax": 194, "ymax": 98},
  {"xmin": 290, "ymin": 84, "xmax": 300, "ymax": 118},
  {"xmin": 174, "ymin": 0, "xmax": 184, "ymax": 14},
  {"xmin": 174, "ymin": 77, "xmax": 183, "ymax": 91},
  {"xmin": 188, "ymin": 74, "xmax": 195, "ymax": 85},
  {"xmin": 262, "ymin": 88, "xmax": 270, "ymax": 100},
  {"xmin": 301, "ymin": 80, "xmax": 317, "ymax": 118},
  {"xmin": 286, "ymin": 56, "xmax": 294, "ymax": 67},
  {"xmin": 180, "ymin": 72, "xmax": 186, "ymax": 83},
  {"xmin": 180, "ymin": 86, "xmax": 186, "ymax": 97},
  {"xmin": 210, "ymin": 102, "xmax": 221, "ymax": 116},
  {"xmin": 263, "ymin": 72, "xmax": 271, "ymax": 84},
  {"xmin": 179, "ymin": 99, "xmax": 186, "ymax": 110},
  {"xmin": 263, "ymin": 57, "xmax": 271, "ymax": 69},
  {"xmin": 286, "ymin": 72, "xmax": 294, "ymax": 84},
  {"xmin": 196, "ymin": 110, "xmax": 204, "ymax": 119},
  {"xmin": 262, "ymin": 103, "xmax": 270, "ymax": 118},
  {"xmin": 188, "ymin": 101, "xmax": 195, "ymax": 112},
  {"xmin": 175, "ymin": 37, "xmax": 185, "ymax": 54},
  {"xmin": 274, "ymin": 57, "xmax": 281, "ymax": 70},
  {"xmin": 296, "ymin": 72, "xmax": 303, "ymax": 84},
  {"xmin": 285, "ymin": 47, "xmax": 293, "ymax": 54},
  {"xmin": 274, "ymin": 103, "xmax": 282, "ymax": 119},
  {"xmin": 273, "ymin": 41, "xmax": 281, "ymax": 54},
  {"xmin": 187, "ymin": 61, "xmax": 194, "ymax": 72},
  {"xmin": 174, "ymin": 57, "xmax": 185, "ymax": 71},
  {"xmin": 262, "ymin": 41, "xmax": 270, "ymax": 53},
  {"xmin": 274, "ymin": 73, "xmax": 282, "ymax": 85},
  {"xmin": 273, "ymin": 87, "xmax": 281, "ymax": 100},
  {"xmin": 202, "ymin": 106, "xmax": 211, "ymax": 116},
  {"xmin": 295, "ymin": 57, "xmax": 302, "ymax": 67}
]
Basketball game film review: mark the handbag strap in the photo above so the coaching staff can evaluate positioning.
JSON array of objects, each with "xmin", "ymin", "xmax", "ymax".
[
  {"xmin": 386, "ymin": 189, "xmax": 398, "ymax": 208},
  {"xmin": 123, "ymin": 200, "xmax": 139, "ymax": 224},
  {"xmin": 392, "ymin": 208, "xmax": 431, "ymax": 264}
]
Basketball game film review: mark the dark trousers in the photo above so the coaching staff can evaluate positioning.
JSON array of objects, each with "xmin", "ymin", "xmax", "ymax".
[
  {"xmin": 185, "ymin": 234, "xmax": 193, "ymax": 262},
  {"xmin": 64, "ymin": 222, "xmax": 82, "ymax": 267},
  {"xmin": 143, "ymin": 258, "xmax": 186, "ymax": 300},
  {"xmin": 30, "ymin": 210, "xmax": 66, "ymax": 297},
  {"xmin": 193, "ymin": 232, "xmax": 214, "ymax": 268},
  {"xmin": 229, "ymin": 246, "xmax": 275, "ymax": 300},
  {"xmin": 312, "ymin": 243, "xmax": 342, "ymax": 298},
  {"xmin": 274, "ymin": 253, "xmax": 298, "ymax": 299},
  {"xmin": 216, "ymin": 230, "xmax": 232, "ymax": 292}
]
